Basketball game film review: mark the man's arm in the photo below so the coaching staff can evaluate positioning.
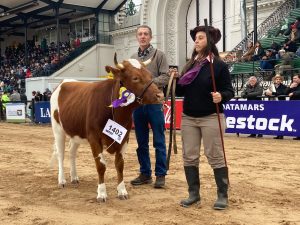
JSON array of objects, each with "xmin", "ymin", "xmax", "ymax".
[
  {"xmin": 153, "ymin": 51, "xmax": 169, "ymax": 89},
  {"xmin": 247, "ymin": 85, "xmax": 263, "ymax": 97}
]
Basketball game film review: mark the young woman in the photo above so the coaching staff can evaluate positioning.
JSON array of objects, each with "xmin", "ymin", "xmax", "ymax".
[{"xmin": 171, "ymin": 25, "xmax": 234, "ymax": 210}]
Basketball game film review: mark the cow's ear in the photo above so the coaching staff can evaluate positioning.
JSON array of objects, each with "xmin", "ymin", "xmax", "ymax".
[{"xmin": 105, "ymin": 66, "xmax": 121, "ymax": 79}]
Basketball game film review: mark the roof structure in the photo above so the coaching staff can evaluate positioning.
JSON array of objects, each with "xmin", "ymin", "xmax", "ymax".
[{"xmin": 0, "ymin": 0, "xmax": 127, "ymax": 35}]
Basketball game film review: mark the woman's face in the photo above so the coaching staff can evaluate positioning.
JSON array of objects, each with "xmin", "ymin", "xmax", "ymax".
[
  {"xmin": 274, "ymin": 77, "xmax": 282, "ymax": 84},
  {"xmin": 194, "ymin": 31, "xmax": 207, "ymax": 53}
]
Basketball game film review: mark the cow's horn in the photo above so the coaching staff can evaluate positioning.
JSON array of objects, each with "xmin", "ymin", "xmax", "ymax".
[
  {"xmin": 114, "ymin": 52, "xmax": 124, "ymax": 69},
  {"xmin": 142, "ymin": 49, "xmax": 157, "ymax": 66}
]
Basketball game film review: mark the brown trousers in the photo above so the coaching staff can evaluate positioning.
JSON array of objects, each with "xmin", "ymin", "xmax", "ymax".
[{"xmin": 181, "ymin": 113, "xmax": 226, "ymax": 169}]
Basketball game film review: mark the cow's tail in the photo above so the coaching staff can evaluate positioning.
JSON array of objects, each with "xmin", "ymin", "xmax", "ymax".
[{"xmin": 50, "ymin": 143, "xmax": 58, "ymax": 168}]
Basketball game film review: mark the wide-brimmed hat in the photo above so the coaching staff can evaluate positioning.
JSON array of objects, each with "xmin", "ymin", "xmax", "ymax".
[
  {"xmin": 190, "ymin": 25, "xmax": 221, "ymax": 44},
  {"xmin": 272, "ymin": 74, "xmax": 284, "ymax": 81}
]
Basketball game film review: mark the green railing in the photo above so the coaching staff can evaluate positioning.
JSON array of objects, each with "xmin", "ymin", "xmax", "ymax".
[
  {"xmin": 224, "ymin": 0, "xmax": 296, "ymax": 62},
  {"xmin": 229, "ymin": 57, "xmax": 300, "ymax": 96}
]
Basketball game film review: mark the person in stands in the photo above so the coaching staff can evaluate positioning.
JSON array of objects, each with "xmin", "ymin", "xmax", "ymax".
[
  {"xmin": 241, "ymin": 41, "xmax": 255, "ymax": 62},
  {"xmin": 251, "ymin": 41, "xmax": 264, "ymax": 61},
  {"xmin": 241, "ymin": 76, "xmax": 263, "ymax": 138},
  {"xmin": 286, "ymin": 74, "xmax": 300, "ymax": 140},
  {"xmin": 265, "ymin": 74, "xmax": 288, "ymax": 139}
]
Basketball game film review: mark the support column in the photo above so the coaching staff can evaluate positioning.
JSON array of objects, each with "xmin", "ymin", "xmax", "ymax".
[
  {"xmin": 55, "ymin": 6, "xmax": 60, "ymax": 61},
  {"xmin": 196, "ymin": 0, "xmax": 200, "ymax": 26},
  {"xmin": 222, "ymin": 0, "xmax": 226, "ymax": 51},
  {"xmin": 24, "ymin": 18, "xmax": 28, "ymax": 66},
  {"xmin": 95, "ymin": 11, "xmax": 99, "ymax": 43},
  {"xmin": 253, "ymin": 0, "xmax": 257, "ymax": 43},
  {"xmin": 209, "ymin": 0, "xmax": 212, "ymax": 25}
]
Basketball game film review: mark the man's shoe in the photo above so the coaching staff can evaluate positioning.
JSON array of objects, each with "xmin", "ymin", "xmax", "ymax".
[
  {"xmin": 257, "ymin": 134, "xmax": 263, "ymax": 138},
  {"xmin": 130, "ymin": 174, "xmax": 152, "ymax": 186},
  {"xmin": 154, "ymin": 176, "xmax": 165, "ymax": 188},
  {"xmin": 274, "ymin": 136, "xmax": 283, "ymax": 139},
  {"xmin": 248, "ymin": 134, "xmax": 256, "ymax": 138},
  {"xmin": 293, "ymin": 137, "xmax": 300, "ymax": 140}
]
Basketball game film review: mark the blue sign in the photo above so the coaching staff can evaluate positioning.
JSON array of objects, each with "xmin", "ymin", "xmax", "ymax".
[
  {"xmin": 34, "ymin": 101, "xmax": 51, "ymax": 123},
  {"xmin": 223, "ymin": 100, "xmax": 300, "ymax": 136}
]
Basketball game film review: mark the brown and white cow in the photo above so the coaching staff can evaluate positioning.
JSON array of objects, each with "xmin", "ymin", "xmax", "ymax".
[{"xmin": 50, "ymin": 53, "xmax": 163, "ymax": 202}]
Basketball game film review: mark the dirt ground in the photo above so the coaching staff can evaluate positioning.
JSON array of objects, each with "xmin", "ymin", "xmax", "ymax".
[{"xmin": 0, "ymin": 122, "xmax": 299, "ymax": 225}]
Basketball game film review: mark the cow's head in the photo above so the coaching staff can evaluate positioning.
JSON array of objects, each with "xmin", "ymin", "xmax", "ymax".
[{"xmin": 105, "ymin": 53, "xmax": 164, "ymax": 104}]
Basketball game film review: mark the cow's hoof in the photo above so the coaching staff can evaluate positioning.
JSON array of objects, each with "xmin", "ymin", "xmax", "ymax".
[
  {"xmin": 71, "ymin": 179, "xmax": 79, "ymax": 185},
  {"xmin": 118, "ymin": 194, "xmax": 129, "ymax": 200},
  {"xmin": 58, "ymin": 183, "xmax": 66, "ymax": 188},
  {"xmin": 97, "ymin": 197, "xmax": 107, "ymax": 203},
  {"xmin": 58, "ymin": 179, "xmax": 66, "ymax": 188}
]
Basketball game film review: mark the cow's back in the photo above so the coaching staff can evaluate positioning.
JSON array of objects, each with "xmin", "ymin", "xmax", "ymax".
[{"xmin": 51, "ymin": 79, "xmax": 116, "ymax": 139}]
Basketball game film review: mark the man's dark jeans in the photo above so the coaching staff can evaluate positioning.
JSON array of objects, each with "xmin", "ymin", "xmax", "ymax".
[{"xmin": 133, "ymin": 104, "xmax": 167, "ymax": 177}]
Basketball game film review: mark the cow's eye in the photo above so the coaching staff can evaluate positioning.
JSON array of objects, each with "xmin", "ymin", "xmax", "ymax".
[{"xmin": 132, "ymin": 76, "xmax": 139, "ymax": 82}]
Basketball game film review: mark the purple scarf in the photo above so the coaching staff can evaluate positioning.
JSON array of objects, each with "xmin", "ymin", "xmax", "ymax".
[{"xmin": 178, "ymin": 59, "xmax": 208, "ymax": 85}]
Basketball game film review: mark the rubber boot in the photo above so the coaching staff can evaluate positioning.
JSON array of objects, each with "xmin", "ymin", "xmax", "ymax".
[
  {"xmin": 180, "ymin": 166, "xmax": 200, "ymax": 207},
  {"xmin": 213, "ymin": 167, "xmax": 229, "ymax": 210}
]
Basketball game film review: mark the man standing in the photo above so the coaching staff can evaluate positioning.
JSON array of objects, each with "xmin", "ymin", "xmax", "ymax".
[
  {"xmin": 286, "ymin": 74, "xmax": 300, "ymax": 100},
  {"xmin": 1, "ymin": 91, "xmax": 10, "ymax": 120},
  {"xmin": 10, "ymin": 89, "xmax": 21, "ymax": 102},
  {"xmin": 130, "ymin": 25, "xmax": 169, "ymax": 188},
  {"xmin": 286, "ymin": 74, "xmax": 300, "ymax": 140}
]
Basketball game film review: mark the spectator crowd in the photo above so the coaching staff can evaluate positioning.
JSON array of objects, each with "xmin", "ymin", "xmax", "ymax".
[
  {"xmin": 235, "ymin": 17, "xmax": 300, "ymax": 77},
  {"xmin": 0, "ymin": 38, "xmax": 79, "ymax": 95}
]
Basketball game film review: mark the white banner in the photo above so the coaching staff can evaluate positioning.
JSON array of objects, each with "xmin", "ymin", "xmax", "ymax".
[{"xmin": 6, "ymin": 103, "xmax": 26, "ymax": 123}]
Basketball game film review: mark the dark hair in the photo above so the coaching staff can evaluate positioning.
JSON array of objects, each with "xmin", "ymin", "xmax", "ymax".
[
  {"xmin": 136, "ymin": 25, "xmax": 152, "ymax": 37},
  {"xmin": 181, "ymin": 46, "xmax": 219, "ymax": 76},
  {"xmin": 181, "ymin": 27, "xmax": 220, "ymax": 75}
]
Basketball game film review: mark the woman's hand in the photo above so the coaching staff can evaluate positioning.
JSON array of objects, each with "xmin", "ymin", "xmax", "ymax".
[
  {"xmin": 265, "ymin": 90, "xmax": 272, "ymax": 96},
  {"xmin": 168, "ymin": 68, "xmax": 179, "ymax": 78},
  {"xmin": 211, "ymin": 92, "xmax": 222, "ymax": 103}
]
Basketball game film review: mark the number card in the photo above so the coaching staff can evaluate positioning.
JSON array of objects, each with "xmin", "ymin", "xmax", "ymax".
[{"xmin": 102, "ymin": 119, "xmax": 127, "ymax": 144}]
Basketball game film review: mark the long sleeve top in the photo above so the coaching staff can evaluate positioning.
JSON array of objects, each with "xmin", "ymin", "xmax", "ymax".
[
  {"xmin": 176, "ymin": 58, "xmax": 234, "ymax": 117},
  {"xmin": 241, "ymin": 83, "xmax": 263, "ymax": 100},
  {"xmin": 131, "ymin": 47, "xmax": 169, "ymax": 90},
  {"xmin": 286, "ymin": 84, "xmax": 300, "ymax": 100}
]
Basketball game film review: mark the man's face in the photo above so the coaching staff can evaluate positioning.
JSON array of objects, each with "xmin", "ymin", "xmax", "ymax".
[
  {"xmin": 136, "ymin": 27, "xmax": 152, "ymax": 50},
  {"xmin": 248, "ymin": 78, "xmax": 257, "ymax": 86},
  {"xmin": 292, "ymin": 75, "xmax": 300, "ymax": 84}
]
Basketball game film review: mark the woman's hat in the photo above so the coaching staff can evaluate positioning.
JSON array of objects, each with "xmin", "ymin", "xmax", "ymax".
[
  {"xmin": 273, "ymin": 74, "xmax": 284, "ymax": 81},
  {"xmin": 190, "ymin": 25, "xmax": 221, "ymax": 44}
]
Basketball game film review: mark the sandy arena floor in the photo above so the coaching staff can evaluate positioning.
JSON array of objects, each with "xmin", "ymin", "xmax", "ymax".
[{"xmin": 0, "ymin": 122, "xmax": 299, "ymax": 225}]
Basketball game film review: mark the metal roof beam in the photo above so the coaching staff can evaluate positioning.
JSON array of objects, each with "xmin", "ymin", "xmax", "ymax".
[
  {"xmin": 0, "ymin": 5, "xmax": 53, "ymax": 26},
  {"xmin": 113, "ymin": 0, "xmax": 128, "ymax": 14},
  {"xmin": 59, "ymin": 3, "xmax": 95, "ymax": 13},
  {"xmin": 39, "ymin": 0, "xmax": 55, "ymax": 5},
  {"xmin": 96, "ymin": 0, "xmax": 109, "ymax": 11},
  {"xmin": 0, "ymin": 5, "xmax": 9, "ymax": 10}
]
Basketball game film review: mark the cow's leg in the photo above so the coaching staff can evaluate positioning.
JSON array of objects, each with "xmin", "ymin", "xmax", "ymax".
[
  {"xmin": 69, "ymin": 139, "xmax": 80, "ymax": 184},
  {"xmin": 115, "ymin": 142, "xmax": 128, "ymax": 200},
  {"xmin": 89, "ymin": 138, "xmax": 107, "ymax": 202},
  {"xmin": 95, "ymin": 152, "xmax": 107, "ymax": 202},
  {"xmin": 52, "ymin": 125, "xmax": 66, "ymax": 188}
]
